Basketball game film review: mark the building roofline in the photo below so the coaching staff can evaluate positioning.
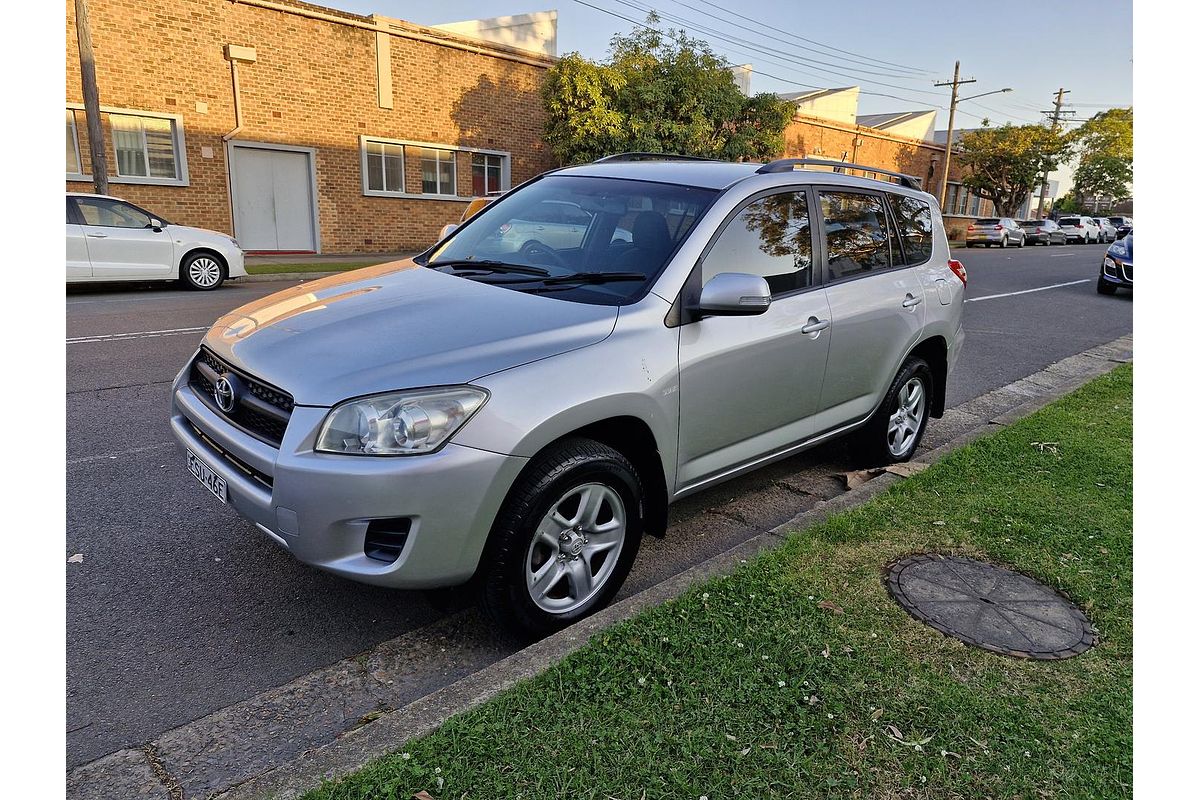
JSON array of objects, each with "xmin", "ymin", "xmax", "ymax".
[{"xmin": 227, "ymin": 0, "xmax": 556, "ymax": 67}]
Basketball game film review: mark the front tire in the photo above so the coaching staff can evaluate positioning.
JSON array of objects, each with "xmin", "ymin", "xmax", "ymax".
[
  {"xmin": 181, "ymin": 252, "xmax": 226, "ymax": 290},
  {"xmin": 479, "ymin": 437, "xmax": 644, "ymax": 637},
  {"xmin": 857, "ymin": 357, "xmax": 933, "ymax": 466},
  {"xmin": 1097, "ymin": 276, "xmax": 1118, "ymax": 295}
]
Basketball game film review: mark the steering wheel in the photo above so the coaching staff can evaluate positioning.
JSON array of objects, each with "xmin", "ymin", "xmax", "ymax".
[{"xmin": 518, "ymin": 239, "xmax": 570, "ymax": 269}]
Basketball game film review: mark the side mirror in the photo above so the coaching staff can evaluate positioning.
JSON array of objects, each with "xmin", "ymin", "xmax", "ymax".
[
  {"xmin": 696, "ymin": 272, "xmax": 772, "ymax": 317},
  {"xmin": 438, "ymin": 223, "xmax": 458, "ymax": 241},
  {"xmin": 149, "ymin": 218, "xmax": 164, "ymax": 232}
]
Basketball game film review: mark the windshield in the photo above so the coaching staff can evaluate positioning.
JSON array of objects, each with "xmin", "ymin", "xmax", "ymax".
[
  {"xmin": 1018, "ymin": 221, "xmax": 1041, "ymax": 228},
  {"xmin": 425, "ymin": 175, "xmax": 717, "ymax": 305},
  {"xmin": 1060, "ymin": 217, "xmax": 1080, "ymax": 225}
]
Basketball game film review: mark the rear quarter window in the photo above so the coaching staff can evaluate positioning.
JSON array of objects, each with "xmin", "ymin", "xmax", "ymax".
[{"xmin": 887, "ymin": 194, "xmax": 934, "ymax": 265}]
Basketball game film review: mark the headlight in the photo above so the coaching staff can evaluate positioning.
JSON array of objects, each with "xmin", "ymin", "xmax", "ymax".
[
  {"xmin": 1109, "ymin": 242, "xmax": 1127, "ymax": 257},
  {"xmin": 316, "ymin": 386, "xmax": 488, "ymax": 455}
]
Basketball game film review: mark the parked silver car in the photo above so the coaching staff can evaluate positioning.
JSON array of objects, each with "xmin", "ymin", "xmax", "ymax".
[
  {"xmin": 964, "ymin": 217, "xmax": 1025, "ymax": 248},
  {"xmin": 1019, "ymin": 219, "xmax": 1067, "ymax": 246},
  {"xmin": 171, "ymin": 156, "xmax": 966, "ymax": 634},
  {"xmin": 1091, "ymin": 216, "xmax": 1118, "ymax": 243}
]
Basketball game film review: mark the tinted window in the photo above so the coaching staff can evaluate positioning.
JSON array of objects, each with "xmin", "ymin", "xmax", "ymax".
[
  {"xmin": 704, "ymin": 191, "xmax": 813, "ymax": 295},
  {"xmin": 1060, "ymin": 217, "xmax": 1080, "ymax": 225},
  {"xmin": 975, "ymin": 218, "xmax": 1000, "ymax": 225},
  {"xmin": 75, "ymin": 197, "xmax": 153, "ymax": 228},
  {"xmin": 1019, "ymin": 221, "xmax": 1040, "ymax": 228},
  {"xmin": 888, "ymin": 194, "xmax": 934, "ymax": 265},
  {"xmin": 820, "ymin": 191, "xmax": 891, "ymax": 280}
]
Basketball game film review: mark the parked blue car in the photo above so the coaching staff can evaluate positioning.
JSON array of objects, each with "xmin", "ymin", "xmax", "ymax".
[{"xmin": 1098, "ymin": 232, "xmax": 1132, "ymax": 295}]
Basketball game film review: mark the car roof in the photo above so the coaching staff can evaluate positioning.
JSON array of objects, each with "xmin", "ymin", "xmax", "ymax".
[{"xmin": 66, "ymin": 191, "xmax": 126, "ymax": 201}]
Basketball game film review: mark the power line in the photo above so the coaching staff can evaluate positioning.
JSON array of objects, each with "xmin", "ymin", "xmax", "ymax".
[
  {"xmin": 602, "ymin": 0, "xmax": 952, "ymax": 100},
  {"xmin": 664, "ymin": 0, "xmax": 933, "ymax": 77},
  {"xmin": 570, "ymin": 0, "xmax": 964, "ymax": 113}
]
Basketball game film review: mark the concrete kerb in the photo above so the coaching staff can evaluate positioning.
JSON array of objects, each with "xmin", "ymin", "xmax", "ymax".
[
  {"xmin": 239, "ymin": 272, "xmax": 343, "ymax": 283},
  {"xmin": 67, "ymin": 334, "xmax": 1132, "ymax": 800}
]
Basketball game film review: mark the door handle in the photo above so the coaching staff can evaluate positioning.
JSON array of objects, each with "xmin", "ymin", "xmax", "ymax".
[
  {"xmin": 902, "ymin": 294, "xmax": 923, "ymax": 308},
  {"xmin": 800, "ymin": 317, "xmax": 830, "ymax": 335},
  {"xmin": 86, "ymin": 233, "xmax": 108, "ymax": 239}
]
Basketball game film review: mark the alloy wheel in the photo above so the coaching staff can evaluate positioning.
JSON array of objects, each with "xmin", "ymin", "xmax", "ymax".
[
  {"xmin": 887, "ymin": 377, "xmax": 926, "ymax": 458},
  {"xmin": 524, "ymin": 483, "xmax": 627, "ymax": 614},
  {"xmin": 188, "ymin": 257, "xmax": 222, "ymax": 288}
]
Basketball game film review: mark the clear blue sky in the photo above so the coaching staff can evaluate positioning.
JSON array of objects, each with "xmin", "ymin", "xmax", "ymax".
[{"xmin": 336, "ymin": 0, "xmax": 1131, "ymax": 130}]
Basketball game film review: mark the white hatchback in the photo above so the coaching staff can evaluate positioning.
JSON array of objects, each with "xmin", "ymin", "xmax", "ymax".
[{"xmin": 66, "ymin": 193, "xmax": 246, "ymax": 289}]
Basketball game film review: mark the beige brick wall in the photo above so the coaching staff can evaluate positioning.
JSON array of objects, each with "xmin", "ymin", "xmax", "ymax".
[{"xmin": 66, "ymin": 0, "xmax": 555, "ymax": 252}]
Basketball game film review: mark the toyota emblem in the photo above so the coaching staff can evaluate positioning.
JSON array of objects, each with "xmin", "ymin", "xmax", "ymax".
[{"xmin": 214, "ymin": 375, "xmax": 237, "ymax": 413}]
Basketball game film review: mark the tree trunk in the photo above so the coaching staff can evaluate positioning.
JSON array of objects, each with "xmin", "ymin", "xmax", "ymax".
[{"xmin": 75, "ymin": 0, "xmax": 108, "ymax": 195}]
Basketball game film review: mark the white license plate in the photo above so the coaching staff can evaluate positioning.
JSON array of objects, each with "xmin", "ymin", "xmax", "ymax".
[{"xmin": 187, "ymin": 448, "xmax": 227, "ymax": 504}]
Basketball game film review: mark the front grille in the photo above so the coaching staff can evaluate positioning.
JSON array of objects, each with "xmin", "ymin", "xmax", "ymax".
[
  {"xmin": 1123, "ymin": 264, "xmax": 1133, "ymax": 282},
  {"xmin": 188, "ymin": 348, "xmax": 294, "ymax": 447}
]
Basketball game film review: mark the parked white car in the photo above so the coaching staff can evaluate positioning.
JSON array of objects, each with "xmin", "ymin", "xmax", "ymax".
[
  {"xmin": 1056, "ymin": 215, "xmax": 1101, "ymax": 244},
  {"xmin": 66, "ymin": 193, "xmax": 246, "ymax": 289},
  {"xmin": 1091, "ymin": 216, "xmax": 1118, "ymax": 243}
]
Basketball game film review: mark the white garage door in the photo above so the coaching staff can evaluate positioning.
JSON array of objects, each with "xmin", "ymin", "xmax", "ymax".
[{"xmin": 231, "ymin": 145, "xmax": 317, "ymax": 252}]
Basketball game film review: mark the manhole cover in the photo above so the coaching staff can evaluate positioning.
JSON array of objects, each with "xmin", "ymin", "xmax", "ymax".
[{"xmin": 884, "ymin": 554, "xmax": 1096, "ymax": 660}]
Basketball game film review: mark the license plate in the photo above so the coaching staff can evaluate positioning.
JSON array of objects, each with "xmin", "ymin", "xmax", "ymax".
[{"xmin": 187, "ymin": 448, "xmax": 227, "ymax": 504}]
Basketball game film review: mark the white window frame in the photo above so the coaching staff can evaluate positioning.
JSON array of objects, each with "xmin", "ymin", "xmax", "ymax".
[
  {"xmin": 419, "ymin": 147, "xmax": 457, "ymax": 198},
  {"xmin": 358, "ymin": 136, "xmax": 509, "ymax": 200},
  {"xmin": 471, "ymin": 152, "xmax": 505, "ymax": 196},
  {"xmin": 66, "ymin": 104, "xmax": 189, "ymax": 187},
  {"xmin": 360, "ymin": 137, "xmax": 407, "ymax": 197},
  {"xmin": 66, "ymin": 109, "xmax": 85, "ymax": 181}
]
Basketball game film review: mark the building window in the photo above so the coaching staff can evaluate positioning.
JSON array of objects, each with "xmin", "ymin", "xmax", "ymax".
[
  {"xmin": 472, "ymin": 153, "xmax": 503, "ymax": 196},
  {"xmin": 364, "ymin": 139, "xmax": 405, "ymax": 194},
  {"xmin": 66, "ymin": 109, "xmax": 82, "ymax": 176},
  {"xmin": 421, "ymin": 148, "xmax": 456, "ymax": 195},
  {"xmin": 110, "ymin": 113, "xmax": 181, "ymax": 180}
]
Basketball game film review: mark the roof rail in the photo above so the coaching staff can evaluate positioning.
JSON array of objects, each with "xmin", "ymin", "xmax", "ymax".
[
  {"xmin": 756, "ymin": 158, "xmax": 923, "ymax": 190},
  {"xmin": 594, "ymin": 152, "xmax": 719, "ymax": 163}
]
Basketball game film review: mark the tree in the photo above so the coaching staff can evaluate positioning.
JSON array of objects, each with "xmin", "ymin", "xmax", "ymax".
[
  {"xmin": 957, "ymin": 124, "xmax": 1072, "ymax": 217},
  {"xmin": 542, "ymin": 18, "xmax": 793, "ymax": 164},
  {"xmin": 1070, "ymin": 107, "xmax": 1133, "ymax": 202}
]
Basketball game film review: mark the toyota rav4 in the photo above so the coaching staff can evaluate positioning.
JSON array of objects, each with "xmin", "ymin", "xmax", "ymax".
[{"xmin": 171, "ymin": 155, "xmax": 966, "ymax": 635}]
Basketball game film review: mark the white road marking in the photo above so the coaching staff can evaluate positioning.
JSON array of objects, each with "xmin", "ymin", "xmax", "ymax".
[
  {"xmin": 967, "ymin": 279, "xmax": 1090, "ymax": 303},
  {"xmin": 67, "ymin": 442, "xmax": 175, "ymax": 466},
  {"xmin": 1049, "ymin": 253, "xmax": 1078, "ymax": 258},
  {"xmin": 67, "ymin": 326, "xmax": 209, "ymax": 344}
]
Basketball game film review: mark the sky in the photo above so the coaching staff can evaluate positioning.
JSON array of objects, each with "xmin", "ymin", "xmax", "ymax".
[{"xmin": 335, "ymin": 0, "xmax": 1133, "ymax": 189}]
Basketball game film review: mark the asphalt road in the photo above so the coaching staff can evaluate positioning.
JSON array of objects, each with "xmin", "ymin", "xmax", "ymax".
[{"xmin": 66, "ymin": 242, "xmax": 1131, "ymax": 767}]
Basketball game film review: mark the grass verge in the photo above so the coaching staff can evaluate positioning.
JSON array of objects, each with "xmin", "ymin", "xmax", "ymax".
[
  {"xmin": 306, "ymin": 366, "xmax": 1132, "ymax": 800},
  {"xmin": 245, "ymin": 261, "xmax": 384, "ymax": 275}
]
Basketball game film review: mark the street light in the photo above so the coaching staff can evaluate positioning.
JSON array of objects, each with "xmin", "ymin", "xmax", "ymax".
[{"xmin": 935, "ymin": 67, "xmax": 1012, "ymax": 210}]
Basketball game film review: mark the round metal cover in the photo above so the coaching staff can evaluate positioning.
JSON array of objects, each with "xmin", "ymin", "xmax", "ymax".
[{"xmin": 884, "ymin": 554, "xmax": 1096, "ymax": 660}]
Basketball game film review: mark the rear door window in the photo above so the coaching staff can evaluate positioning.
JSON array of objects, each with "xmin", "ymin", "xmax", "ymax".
[
  {"xmin": 819, "ymin": 190, "xmax": 891, "ymax": 280},
  {"xmin": 887, "ymin": 194, "xmax": 934, "ymax": 265}
]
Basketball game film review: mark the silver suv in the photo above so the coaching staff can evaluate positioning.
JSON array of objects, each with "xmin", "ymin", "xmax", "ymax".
[{"xmin": 171, "ymin": 155, "xmax": 966, "ymax": 635}]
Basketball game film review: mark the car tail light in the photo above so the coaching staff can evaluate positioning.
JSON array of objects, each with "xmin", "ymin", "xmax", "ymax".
[
  {"xmin": 967, "ymin": 224, "xmax": 975, "ymax": 231},
  {"xmin": 948, "ymin": 259, "xmax": 967, "ymax": 286},
  {"xmin": 993, "ymin": 225, "xmax": 1003, "ymax": 231}
]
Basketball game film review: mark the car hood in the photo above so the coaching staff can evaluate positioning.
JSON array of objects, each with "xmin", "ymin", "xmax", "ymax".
[
  {"xmin": 167, "ymin": 223, "xmax": 235, "ymax": 246},
  {"xmin": 202, "ymin": 259, "xmax": 619, "ymax": 406}
]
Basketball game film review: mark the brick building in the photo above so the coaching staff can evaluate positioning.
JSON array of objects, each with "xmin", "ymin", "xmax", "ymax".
[{"xmin": 66, "ymin": 0, "xmax": 557, "ymax": 253}]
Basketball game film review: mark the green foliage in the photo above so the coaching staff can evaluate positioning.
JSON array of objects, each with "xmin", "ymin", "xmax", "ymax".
[
  {"xmin": 541, "ymin": 19, "xmax": 793, "ymax": 164},
  {"xmin": 1052, "ymin": 193, "xmax": 1083, "ymax": 214},
  {"xmin": 958, "ymin": 124, "xmax": 1073, "ymax": 216},
  {"xmin": 1070, "ymin": 108, "xmax": 1133, "ymax": 201}
]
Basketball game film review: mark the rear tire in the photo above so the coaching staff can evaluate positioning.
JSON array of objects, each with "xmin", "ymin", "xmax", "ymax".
[
  {"xmin": 999, "ymin": 236, "xmax": 1008, "ymax": 249},
  {"xmin": 856, "ymin": 357, "xmax": 933, "ymax": 466},
  {"xmin": 479, "ymin": 437, "xmax": 644, "ymax": 638},
  {"xmin": 181, "ymin": 252, "xmax": 226, "ymax": 290}
]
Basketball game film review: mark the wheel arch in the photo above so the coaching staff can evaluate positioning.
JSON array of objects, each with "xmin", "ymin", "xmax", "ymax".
[
  {"xmin": 179, "ymin": 247, "xmax": 228, "ymax": 278},
  {"xmin": 907, "ymin": 335, "xmax": 948, "ymax": 418}
]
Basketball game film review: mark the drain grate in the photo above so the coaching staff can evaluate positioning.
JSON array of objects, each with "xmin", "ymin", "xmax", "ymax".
[{"xmin": 884, "ymin": 554, "xmax": 1096, "ymax": 660}]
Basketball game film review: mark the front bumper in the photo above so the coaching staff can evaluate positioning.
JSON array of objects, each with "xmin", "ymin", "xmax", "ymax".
[
  {"xmin": 170, "ymin": 371, "xmax": 527, "ymax": 588},
  {"xmin": 1101, "ymin": 257, "xmax": 1133, "ymax": 287}
]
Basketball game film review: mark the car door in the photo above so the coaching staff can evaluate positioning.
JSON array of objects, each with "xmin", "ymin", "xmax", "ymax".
[
  {"xmin": 73, "ymin": 196, "xmax": 175, "ymax": 279},
  {"xmin": 810, "ymin": 187, "xmax": 927, "ymax": 435},
  {"xmin": 65, "ymin": 197, "xmax": 91, "ymax": 280},
  {"xmin": 676, "ymin": 187, "xmax": 832, "ymax": 490}
]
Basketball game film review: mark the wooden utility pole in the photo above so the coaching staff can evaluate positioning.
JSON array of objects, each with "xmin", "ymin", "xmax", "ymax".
[
  {"xmin": 935, "ymin": 62, "xmax": 976, "ymax": 211},
  {"xmin": 75, "ymin": 0, "xmax": 108, "ymax": 195},
  {"xmin": 1035, "ymin": 88, "xmax": 1072, "ymax": 218}
]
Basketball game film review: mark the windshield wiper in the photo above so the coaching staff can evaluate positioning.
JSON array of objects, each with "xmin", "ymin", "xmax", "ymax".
[
  {"xmin": 484, "ymin": 271, "xmax": 647, "ymax": 287},
  {"xmin": 429, "ymin": 259, "xmax": 550, "ymax": 277}
]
